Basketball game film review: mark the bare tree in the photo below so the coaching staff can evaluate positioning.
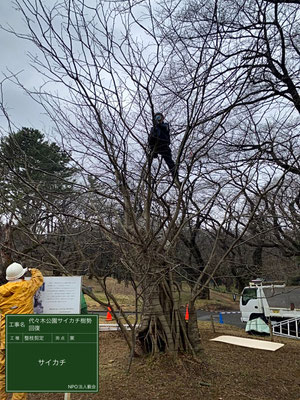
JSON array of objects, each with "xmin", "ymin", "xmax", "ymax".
[{"xmin": 1, "ymin": 0, "xmax": 298, "ymax": 358}]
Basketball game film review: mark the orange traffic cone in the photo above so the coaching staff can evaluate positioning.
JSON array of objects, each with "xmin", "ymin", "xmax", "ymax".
[
  {"xmin": 106, "ymin": 306, "xmax": 112, "ymax": 321},
  {"xmin": 185, "ymin": 304, "xmax": 189, "ymax": 321}
]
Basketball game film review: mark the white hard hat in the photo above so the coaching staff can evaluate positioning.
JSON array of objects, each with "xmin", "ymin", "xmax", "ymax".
[{"xmin": 6, "ymin": 263, "xmax": 28, "ymax": 281}]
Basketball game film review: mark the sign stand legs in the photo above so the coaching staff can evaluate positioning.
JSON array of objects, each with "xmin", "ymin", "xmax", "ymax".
[{"xmin": 64, "ymin": 393, "xmax": 71, "ymax": 400}]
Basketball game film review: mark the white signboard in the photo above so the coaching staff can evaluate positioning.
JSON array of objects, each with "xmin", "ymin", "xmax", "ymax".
[{"xmin": 33, "ymin": 276, "xmax": 82, "ymax": 314}]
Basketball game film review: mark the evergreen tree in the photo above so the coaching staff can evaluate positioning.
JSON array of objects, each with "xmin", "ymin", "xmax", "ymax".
[
  {"xmin": 0, "ymin": 128, "xmax": 76, "ymax": 222},
  {"xmin": 0, "ymin": 128, "xmax": 77, "ymax": 278}
]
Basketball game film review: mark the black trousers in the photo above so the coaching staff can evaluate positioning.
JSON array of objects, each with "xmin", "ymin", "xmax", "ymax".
[{"xmin": 149, "ymin": 141, "xmax": 177, "ymax": 179}]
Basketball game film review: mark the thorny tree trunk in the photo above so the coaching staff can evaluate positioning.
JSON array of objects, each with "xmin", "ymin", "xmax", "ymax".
[
  {"xmin": 0, "ymin": 224, "xmax": 13, "ymax": 284},
  {"xmin": 137, "ymin": 267, "xmax": 202, "ymax": 356}
]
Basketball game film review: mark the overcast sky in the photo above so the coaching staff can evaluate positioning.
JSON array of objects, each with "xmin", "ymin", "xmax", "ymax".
[
  {"xmin": 0, "ymin": 1, "xmax": 50, "ymax": 134},
  {"xmin": 0, "ymin": 1, "xmax": 157, "ymax": 137}
]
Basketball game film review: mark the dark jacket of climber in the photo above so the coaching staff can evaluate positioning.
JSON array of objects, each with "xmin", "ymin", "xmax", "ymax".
[{"xmin": 148, "ymin": 112, "xmax": 180, "ymax": 185}]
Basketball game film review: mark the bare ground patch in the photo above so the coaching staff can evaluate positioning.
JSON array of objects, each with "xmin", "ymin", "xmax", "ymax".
[{"xmin": 27, "ymin": 323, "xmax": 300, "ymax": 400}]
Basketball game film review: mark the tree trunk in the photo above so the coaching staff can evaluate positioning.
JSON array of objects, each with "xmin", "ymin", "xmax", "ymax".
[
  {"xmin": 137, "ymin": 268, "xmax": 202, "ymax": 356},
  {"xmin": 197, "ymin": 285, "xmax": 210, "ymax": 299},
  {"xmin": 0, "ymin": 224, "xmax": 13, "ymax": 284}
]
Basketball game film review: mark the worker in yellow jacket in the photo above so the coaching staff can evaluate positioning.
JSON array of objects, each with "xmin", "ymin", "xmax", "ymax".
[{"xmin": 0, "ymin": 263, "xmax": 44, "ymax": 400}]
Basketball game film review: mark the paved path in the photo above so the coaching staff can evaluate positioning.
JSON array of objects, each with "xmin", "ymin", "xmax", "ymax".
[
  {"xmin": 91, "ymin": 309, "xmax": 245, "ymax": 329},
  {"xmin": 197, "ymin": 310, "xmax": 244, "ymax": 328}
]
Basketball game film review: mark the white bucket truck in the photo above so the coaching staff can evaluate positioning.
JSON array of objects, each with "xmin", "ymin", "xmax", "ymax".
[{"xmin": 240, "ymin": 279, "xmax": 300, "ymax": 323}]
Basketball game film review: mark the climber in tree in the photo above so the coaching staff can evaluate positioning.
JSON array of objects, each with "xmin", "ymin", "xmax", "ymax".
[{"xmin": 148, "ymin": 112, "xmax": 180, "ymax": 185}]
